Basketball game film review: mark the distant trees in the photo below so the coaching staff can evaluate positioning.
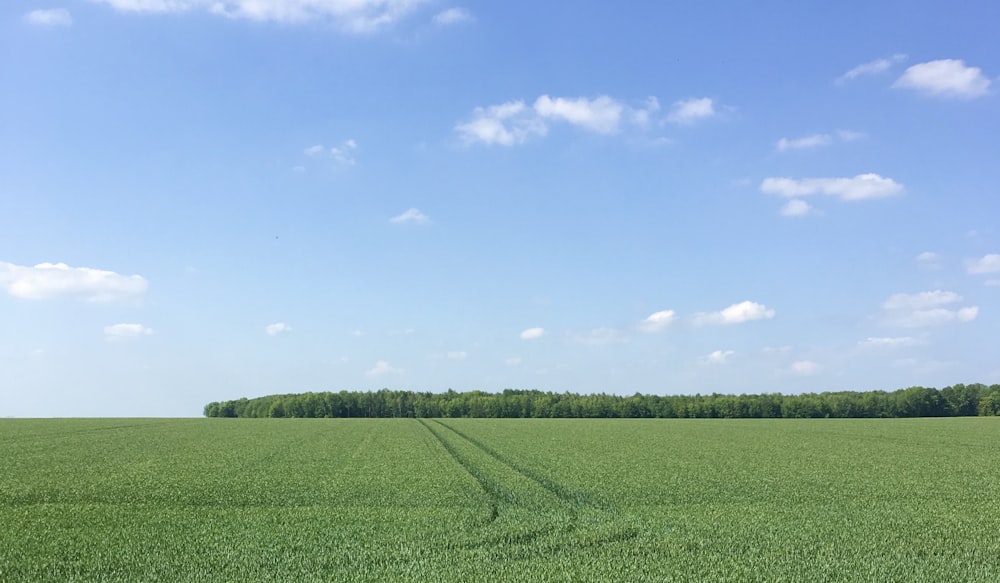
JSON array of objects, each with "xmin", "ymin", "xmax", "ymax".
[{"xmin": 203, "ymin": 383, "xmax": 1000, "ymax": 419}]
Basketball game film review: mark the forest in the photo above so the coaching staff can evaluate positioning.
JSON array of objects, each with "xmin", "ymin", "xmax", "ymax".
[{"xmin": 204, "ymin": 383, "xmax": 1000, "ymax": 419}]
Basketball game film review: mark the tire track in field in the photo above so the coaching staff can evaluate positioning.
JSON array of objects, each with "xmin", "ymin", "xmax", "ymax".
[
  {"xmin": 417, "ymin": 419, "xmax": 500, "ymax": 522},
  {"xmin": 419, "ymin": 419, "xmax": 639, "ymax": 552},
  {"xmin": 418, "ymin": 418, "xmax": 563, "ymax": 549},
  {"xmin": 430, "ymin": 419, "xmax": 596, "ymax": 509},
  {"xmin": 417, "ymin": 419, "xmax": 575, "ymax": 550}
]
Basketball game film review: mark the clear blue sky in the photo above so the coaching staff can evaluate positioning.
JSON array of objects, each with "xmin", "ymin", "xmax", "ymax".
[{"xmin": 2, "ymin": 0, "xmax": 998, "ymax": 416}]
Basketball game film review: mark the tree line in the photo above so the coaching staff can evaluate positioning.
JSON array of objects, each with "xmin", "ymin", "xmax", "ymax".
[{"xmin": 204, "ymin": 383, "xmax": 1000, "ymax": 419}]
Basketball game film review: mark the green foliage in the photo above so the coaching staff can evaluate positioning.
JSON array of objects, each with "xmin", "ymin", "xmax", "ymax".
[
  {"xmin": 205, "ymin": 384, "xmax": 1000, "ymax": 419},
  {"xmin": 2, "ymin": 418, "xmax": 999, "ymax": 581}
]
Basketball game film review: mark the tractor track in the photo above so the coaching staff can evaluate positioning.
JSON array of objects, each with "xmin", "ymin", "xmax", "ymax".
[{"xmin": 418, "ymin": 418, "xmax": 640, "ymax": 552}]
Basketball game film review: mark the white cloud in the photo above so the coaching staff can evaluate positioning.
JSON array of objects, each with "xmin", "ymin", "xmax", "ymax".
[
  {"xmin": 571, "ymin": 327, "xmax": 627, "ymax": 346},
  {"xmin": 520, "ymin": 327, "xmax": 545, "ymax": 340},
  {"xmin": 836, "ymin": 54, "xmax": 907, "ymax": 84},
  {"xmin": 760, "ymin": 173, "xmax": 903, "ymax": 201},
  {"xmin": 104, "ymin": 323, "xmax": 153, "ymax": 340},
  {"xmin": 534, "ymin": 95, "xmax": 624, "ymax": 134},
  {"xmin": 330, "ymin": 139, "xmax": 357, "ymax": 166},
  {"xmin": 694, "ymin": 301, "xmax": 775, "ymax": 326},
  {"xmin": 882, "ymin": 290, "xmax": 962, "ymax": 311},
  {"xmin": 916, "ymin": 251, "xmax": 943, "ymax": 269},
  {"xmin": 0, "ymin": 261, "xmax": 148, "ymax": 302},
  {"xmin": 433, "ymin": 7, "xmax": 471, "ymax": 25},
  {"xmin": 779, "ymin": 199, "xmax": 814, "ymax": 217},
  {"xmin": 446, "ymin": 351, "xmax": 467, "ymax": 360},
  {"xmin": 389, "ymin": 208, "xmax": 430, "ymax": 225},
  {"xmin": 366, "ymin": 359, "xmax": 402, "ymax": 377},
  {"xmin": 638, "ymin": 309, "xmax": 676, "ymax": 333},
  {"xmin": 666, "ymin": 97, "xmax": 715, "ymax": 124},
  {"xmin": 836, "ymin": 130, "xmax": 866, "ymax": 142},
  {"xmin": 789, "ymin": 360, "xmax": 819, "ymax": 375},
  {"xmin": 894, "ymin": 59, "xmax": 991, "ymax": 99},
  {"xmin": 957, "ymin": 306, "xmax": 980, "ymax": 322},
  {"xmin": 455, "ymin": 100, "xmax": 547, "ymax": 146},
  {"xmin": 859, "ymin": 336, "xmax": 922, "ymax": 348},
  {"xmin": 966, "ymin": 254, "xmax": 1000, "ymax": 274},
  {"xmin": 305, "ymin": 140, "xmax": 356, "ymax": 164},
  {"xmin": 701, "ymin": 350, "xmax": 734, "ymax": 365},
  {"xmin": 25, "ymin": 9, "xmax": 73, "ymax": 26},
  {"xmin": 630, "ymin": 97, "xmax": 661, "ymax": 128},
  {"xmin": 986, "ymin": 279, "xmax": 1000, "ymax": 288},
  {"xmin": 776, "ymin": 134, "xmax": 831, "ymax": 152},
  {"xmin": 776, "ymin": 130, "xmax": 864, "ymax": 152},
  {"xmin": 456, "ymin": 95, "xmax": 664, "ymax": 145},
  {"xmin": 265, "ymin": 322, "xmax": 291, "ymax": 336},
  {"xmin": 762, "ymin": 345, "xmax": 792, "ymax": 354},
  {"xmin": 504, "ymin": 357, "xmax": 522, "ymax": 366},
  {"xmin": 304, "ymin": 144, "xmax": 325, "ymax": 157},
  {"xmin": 880, "ymin": 290, "xmax": 978, "ymax": 327},
  {"xmin": 92, "ymin": 0, "xmax": 426, "ymax": 32}
]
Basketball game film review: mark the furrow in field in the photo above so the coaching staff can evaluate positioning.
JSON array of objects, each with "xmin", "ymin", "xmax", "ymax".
[
  {"xmin": 430, "ymin": 419, "xmax": 595, "ymax": 509},
  {"xmin": 416, "ymin": 419, "xmax": 500, "ymax": 522},
  {"xmin": 418, "ymin": 418, "xmax": 576, "ymax": 549},
  {"xmin": 429, "ymin": 419, "xmax": 643, "ymax": 552}
]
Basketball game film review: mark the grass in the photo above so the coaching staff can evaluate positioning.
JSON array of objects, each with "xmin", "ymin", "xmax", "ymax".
[{"xmin": 2, "ymin": 417, "xmax": 998, "ymax": 581}]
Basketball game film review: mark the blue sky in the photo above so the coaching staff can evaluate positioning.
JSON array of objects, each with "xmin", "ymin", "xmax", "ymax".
[{"xmin": 2, "ymin": 1, "xmax": 999, "ymax": 416}]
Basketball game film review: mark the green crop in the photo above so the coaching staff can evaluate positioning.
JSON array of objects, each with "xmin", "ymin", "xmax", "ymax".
[{"xmin": 2, "ymin": 418, "xmax": 998, "ymax": 581}]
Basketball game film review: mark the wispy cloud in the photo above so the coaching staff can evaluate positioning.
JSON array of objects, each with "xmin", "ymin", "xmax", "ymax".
[
  {"xmin": 104, "ymin": 323, "xmax": 153, "ymax": 340},
  {"xmin": 789, "ymin": 360, "xmax": 819, "ymax": 375},
  {"xmin": 693, "ymin": 301, "xmax": 775, "ymax": 326},
  {"xmin": 304, "ymin": 139, "xmax": 357, "ymax": 165},
  {"xmin": 91, "ymin": 0, "xmax": 427, "ymax": 32},
  {"xmin": 666, "ymin": 97, "xmax": 715, "ymax": 124},
  {"xmin": 776, "ymin": 130, "xmax": 864, "ymax": 152},
  {"xmin": 879, "ymin": 290, "xmax": 978, "ymax": 327},
  {"xmin": 24, "ymin": 9, "xmax": 73, "ymax": 27},
  {"xmin": 265, "ymin": 322, "xmax": 291, "ymax": 336},
  {"xmin": 779, "ymin": 199, "xmax": 814, "ymax": 217},
  {"xmin": 893, "ymin": 59, "xmax": 991, "ymax": 99},
  {"xmin": 455, "ymin": 95, "xmax": 663, "ymax": 146},
  {"xmin": 330, "ymin": 139, "xmax": 358, "ymax": 165},
  {"xmin": 570, "ymin": 327, "xmax": 628, "ymax": 346},
  {"xmin": 966, "ymin": 254, "xmax": 1000, "ymax": 274},
  {"xmin": 836, "ymin": 54, "xmax": 907, "ymax": 84},
  {"xmin": 638, "ymin": 309, "xmax": 676, "ymax": 333},
  {"xmin": 761, "ymin": 174, "xmax": 903, "ymax": 201},
  {"xmin": 0, "ymin": 261, "xmax": 147, "ymax": 302},
  {"xmin": 859, "ymin": 336, "xmax": 923, "ymax": 348},
  {"xmin": 366, "ymin": 359, "xmax": 402, "ymax": 377},
  {"xmin": 389, "ymin": 208, "xmax": 430, "ymax": 225},
  {"xmin": 916, "ymin": 251, "xmax": 943, "ymax": 270},
  {"xmin": 534, "ymin": 95, "xmax": 624, "ymax": 134},
  {"xmin": 433, "ymin": 7, "xmax": 472, "ymax": 25},
  {"xmin": 520, "ymin": 327, "xmax": 545, "ymax": 340},
  {"xmin": 455, "ymin": 100, "xmax": 547, "ymax": 146},
  {"xmin": 700, "ymin": 350, "xmax": 734, "ymax": 364}
]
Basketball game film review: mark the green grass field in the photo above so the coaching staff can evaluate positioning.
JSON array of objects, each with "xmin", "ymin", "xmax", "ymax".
[{"xmin": 2, "ymin": 418, "xmax": 998, "ymax": 581}]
